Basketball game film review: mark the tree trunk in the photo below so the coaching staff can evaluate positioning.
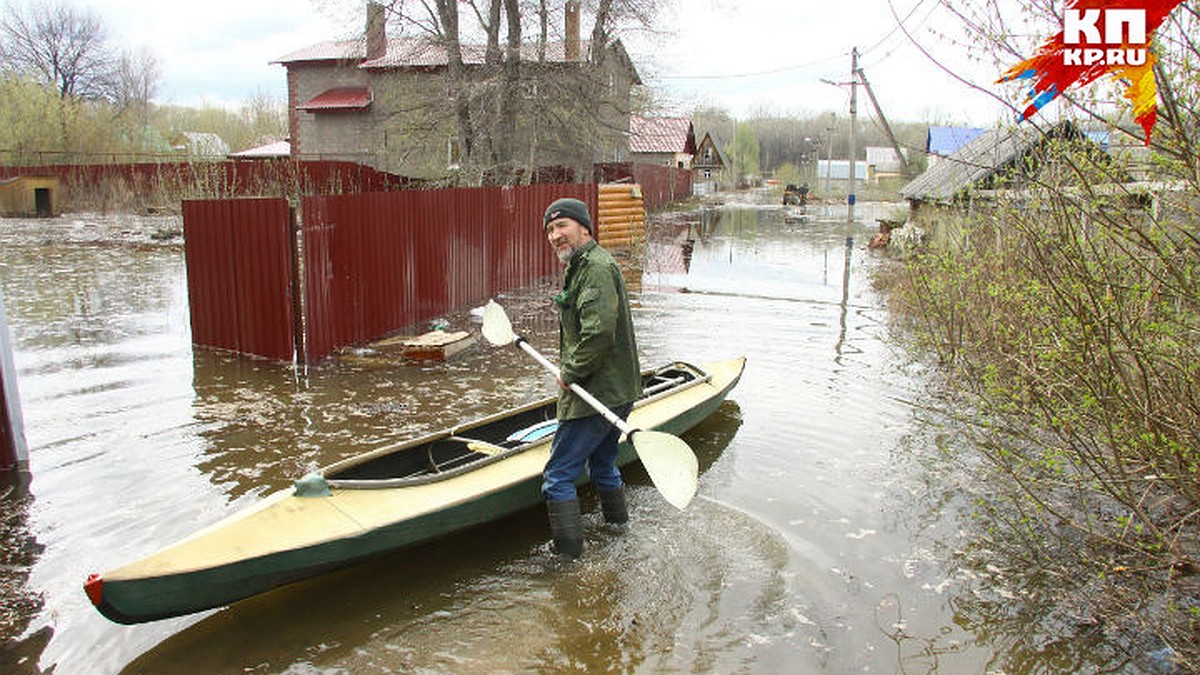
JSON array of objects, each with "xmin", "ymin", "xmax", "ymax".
[
  {"xmin": 434, "ymin": 0, "xmax": 477, "ymax": 181},
  {"xmin": 590, "ymin": 0, "xmax": 615, "ymax": 66},
  {"xmin": 494, "ymin": 0, "xmax": 521, "ymax": 175}
]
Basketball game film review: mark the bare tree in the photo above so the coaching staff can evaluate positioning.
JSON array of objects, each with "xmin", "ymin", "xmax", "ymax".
[
  {"xmin": 111, "ymin": 46, "xmax": 159, "ymax": 120},
  {"xmin": 373, "ymin": 0, "xmax": 659, "ymax": 183},
  {"xmin": 432, "ymin": 0, "xmax": 477, "ymax": 175},
  {"xmin": 590, "ymin": 0, "xmax": 614, "ymax": 68},
  {"xmin": 0, "ymin": 0, "xmax": 117, "ymax": 100}
]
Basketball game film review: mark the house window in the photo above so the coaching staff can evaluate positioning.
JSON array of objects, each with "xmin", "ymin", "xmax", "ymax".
[
  {"xmin": 703, "ymin": 148, "xmax": 713, "ymax": 163},
  {"xmin": 448, "ymin": 137, "xmax": 461, "ymax": 169}
]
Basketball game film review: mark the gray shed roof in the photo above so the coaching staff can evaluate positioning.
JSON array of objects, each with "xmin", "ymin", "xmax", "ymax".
[{"xmin": 900, "ymin": 122, "xmax": 1081, "ymax": 204}]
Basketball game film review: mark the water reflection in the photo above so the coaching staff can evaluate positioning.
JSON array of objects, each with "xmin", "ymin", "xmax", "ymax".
[
  {"xmin": 185, "ymin": 282, "xmax": 569, "ymax": 502},
  {"xmin": 0, "ymin": 475, "xmax": 47, "ymax": 675}
]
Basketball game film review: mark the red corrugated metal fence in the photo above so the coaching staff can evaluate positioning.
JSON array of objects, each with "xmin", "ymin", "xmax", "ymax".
[
  {"xmin": 184, "ymin": 183, "xmax": 596, "ymax": 362},
  {"xmin": 0, "ymin": 160, "xmax": 414, "ymax": 198},
  {"xmin": 183, "ymin": 198, "xmax": 298, "ymax": 361},
  {"xmin": 300, "ymin": 183, "xmax": 591, "ymax": 360},
  {"xmin": 595, "ymin": 163, "xmax": 692, "ymax": 207}
]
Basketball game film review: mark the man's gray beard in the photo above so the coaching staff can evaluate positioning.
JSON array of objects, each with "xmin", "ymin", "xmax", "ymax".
[{"xmin": 556, "ymin": 247, "xmax": 573, "ymax": 264}]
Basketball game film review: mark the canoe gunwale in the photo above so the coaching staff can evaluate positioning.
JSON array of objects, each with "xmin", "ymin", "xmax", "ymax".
[{"xmin": 320, "ymin": 362, "xmax": 714, "ymax": 491}]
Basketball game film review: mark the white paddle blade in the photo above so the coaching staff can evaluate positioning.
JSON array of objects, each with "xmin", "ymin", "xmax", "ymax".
[
  {"xmin": 632, "ymin": 431, "xmax": 699, "ymax": 509},
  {"xmin": 481, "ymin": 300, "xmax": 517, "ymax": 346}
]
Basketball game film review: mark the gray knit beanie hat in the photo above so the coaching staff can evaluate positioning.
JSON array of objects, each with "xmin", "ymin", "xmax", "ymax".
[{"xmin": 543, "ymin": 198, "xmax": 592, "ymax": 232}]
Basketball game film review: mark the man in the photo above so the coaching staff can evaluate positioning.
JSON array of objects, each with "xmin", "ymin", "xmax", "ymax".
[{"xmin": 541, "ymin": 197, "xmax": 642, "ymax": 559}]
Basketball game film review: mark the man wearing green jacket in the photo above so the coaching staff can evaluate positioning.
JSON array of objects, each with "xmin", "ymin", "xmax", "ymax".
[{"xmin": 541, "ymin": 197, "xmax": 642, "ymax": 559}]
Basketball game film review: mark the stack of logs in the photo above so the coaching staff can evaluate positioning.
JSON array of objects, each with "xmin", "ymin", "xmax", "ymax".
[{"xmin": 596, "ymin": 183, "xmax": 645, "ymax": 249}]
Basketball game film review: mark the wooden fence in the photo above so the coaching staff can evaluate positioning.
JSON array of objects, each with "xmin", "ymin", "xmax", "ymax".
[{"xmin": 183, "ymin": 183, "xmax": 597, "ymax": 362}]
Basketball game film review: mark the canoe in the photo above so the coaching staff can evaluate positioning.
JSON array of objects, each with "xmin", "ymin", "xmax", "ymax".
[{"xmin": 85, "ymin": 357, "xmax": 746, "ymax": 624}]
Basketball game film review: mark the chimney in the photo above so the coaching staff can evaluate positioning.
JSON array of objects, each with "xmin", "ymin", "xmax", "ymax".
[
  {"xmin": 366, "ymin": 2, "xmax": 387, "ymax": 60},
  {"xmin": 564, "ymin": 1, "xmax": 580, "ymax": 62}
]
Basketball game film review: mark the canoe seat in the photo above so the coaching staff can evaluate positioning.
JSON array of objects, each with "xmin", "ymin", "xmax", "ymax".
[
  {"xmin": 643, "ymin": 375, "xmax": 685, "ymax": 397},
  {"xmin": 448, "ymin": 436, "xmax": 508, "ymax": 456}
]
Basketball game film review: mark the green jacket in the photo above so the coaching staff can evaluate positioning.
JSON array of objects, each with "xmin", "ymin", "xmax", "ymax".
[{"xmin": 556, "ymin": 240, "xmax": 642, "ymax": 420}]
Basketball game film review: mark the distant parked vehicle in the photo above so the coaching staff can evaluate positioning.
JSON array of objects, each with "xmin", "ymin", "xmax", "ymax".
[{"xmin": 782, "ymin": 183, "xmax": 809, "ymax": 206}]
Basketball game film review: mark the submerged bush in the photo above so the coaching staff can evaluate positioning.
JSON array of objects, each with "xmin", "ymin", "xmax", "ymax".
[{"xmin": 882, "ymin": 139, "xmax": 1200, "ymax": 670}]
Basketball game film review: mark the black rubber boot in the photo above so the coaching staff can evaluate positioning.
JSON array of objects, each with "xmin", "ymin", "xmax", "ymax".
[
  {"xmin": 546, "ymin": 499, "xmax": 584, "ymax": 559},
  {"xmin": 598, "ymin": 487, "xmax": 629, "ymax": 525}
]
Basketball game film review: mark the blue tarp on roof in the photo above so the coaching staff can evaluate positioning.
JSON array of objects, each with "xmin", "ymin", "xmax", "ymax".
[
  {"xmin": 1084, "ymin": 130, "xmax": 1109, "ymax": 152},
  {"xmin": 926, "ymin": 126, "xmax": 985, "ymax": 156}
]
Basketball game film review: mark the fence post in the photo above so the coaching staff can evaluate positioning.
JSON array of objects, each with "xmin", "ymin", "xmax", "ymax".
[
  {"xmin": 0, "ymin": 279, "xmax": 29, "ymax": 476},
  {"xmin": 288, "ymin": 204, "xmax": 305, "ymax": 362}
]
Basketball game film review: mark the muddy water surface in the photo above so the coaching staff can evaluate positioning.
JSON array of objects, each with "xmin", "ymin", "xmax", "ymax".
[{"xmin": 2, "ymin": 201, "xmax": 993, "ymax": 673}]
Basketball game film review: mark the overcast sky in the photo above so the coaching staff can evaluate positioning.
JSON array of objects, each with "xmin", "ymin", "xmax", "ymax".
[
  {"xmin": 66, "ymin": 0, "xmax": 1029, "ymax": 126},
  {"xmin": 642, "ymin": 0, "xmax": 1020, "ymax": 125}
]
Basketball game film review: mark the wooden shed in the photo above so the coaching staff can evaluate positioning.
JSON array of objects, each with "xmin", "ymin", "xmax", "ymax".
[
  {"xmin": 899, "ymin": 121, "xmax": 1124, "ymax": 248},
  {"xmin": 0, "ymin": 174, "xmax": 60, "ymax": 217}
]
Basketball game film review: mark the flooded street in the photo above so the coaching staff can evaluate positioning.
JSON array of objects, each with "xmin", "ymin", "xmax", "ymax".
[{"xmin": 2, "ymin": 198, "xmax": 994, "ymax": 673}]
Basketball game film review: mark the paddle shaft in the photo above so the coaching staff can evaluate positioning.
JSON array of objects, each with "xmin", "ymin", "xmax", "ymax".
[{"xmin": 514, "ymin": 337, "xmax": 636, "ymax": 437}]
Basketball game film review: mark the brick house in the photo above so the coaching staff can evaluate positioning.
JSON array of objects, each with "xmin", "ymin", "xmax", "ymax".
[{"xmin": 273, "ymin": 2, "xmax": 642, "ymax": 182}]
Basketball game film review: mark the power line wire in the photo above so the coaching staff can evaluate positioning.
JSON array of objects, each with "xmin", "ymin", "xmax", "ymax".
[
  {"xmin": 859, "ymin": 0, "xmax": 937, "ymax": 62},
  {"xmin": 652, "ymin": 0, "xmax": 936, "ymax": 83}
]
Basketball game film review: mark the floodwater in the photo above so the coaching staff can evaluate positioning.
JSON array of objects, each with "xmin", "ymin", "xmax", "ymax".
[{"xmin": 2, "ymin": 198, "xmax": 994, "ymax": 673}]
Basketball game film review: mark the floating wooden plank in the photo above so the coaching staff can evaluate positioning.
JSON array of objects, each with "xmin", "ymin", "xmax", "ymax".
[
  {"xmin": 342, "ymin": 330, "xmax": 477, "ymax": 366},
  {"xmin": 387, "ymin": 330, "xmax": 475, "ymax": 361}
]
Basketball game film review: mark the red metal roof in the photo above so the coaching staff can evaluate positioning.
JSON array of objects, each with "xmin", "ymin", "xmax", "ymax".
[
  {"xmin": 297, "ymin": 88, "xmax": 373, "ymax": 111},
  {"xmin": 274, "ymin": 37, "xmax": 587, "ymax": 68},
  {"xmin": 359, "ymin": 38, "xmax": 587, "ymax": 68},
  {"xmin": 272, "ymin": 40, "xmax": 363, "ymax": 64},
  {"xmin": 628, "ymin": 116, "xmax": 696, "ymax": 155},
  {"xmin": 274, "ymin": 38, "xmax": 641, "ymax": 84}
]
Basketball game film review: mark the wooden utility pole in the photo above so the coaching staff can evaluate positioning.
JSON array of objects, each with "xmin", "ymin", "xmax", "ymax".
[{"xmin": 856, "ymin": 65, "xmax": 911, "ymax": 177}]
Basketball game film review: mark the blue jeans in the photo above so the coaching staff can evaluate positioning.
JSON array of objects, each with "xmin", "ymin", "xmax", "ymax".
[{"xmin": 542, "ymin": 404, "xmax": 631, "ymax": 502}]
